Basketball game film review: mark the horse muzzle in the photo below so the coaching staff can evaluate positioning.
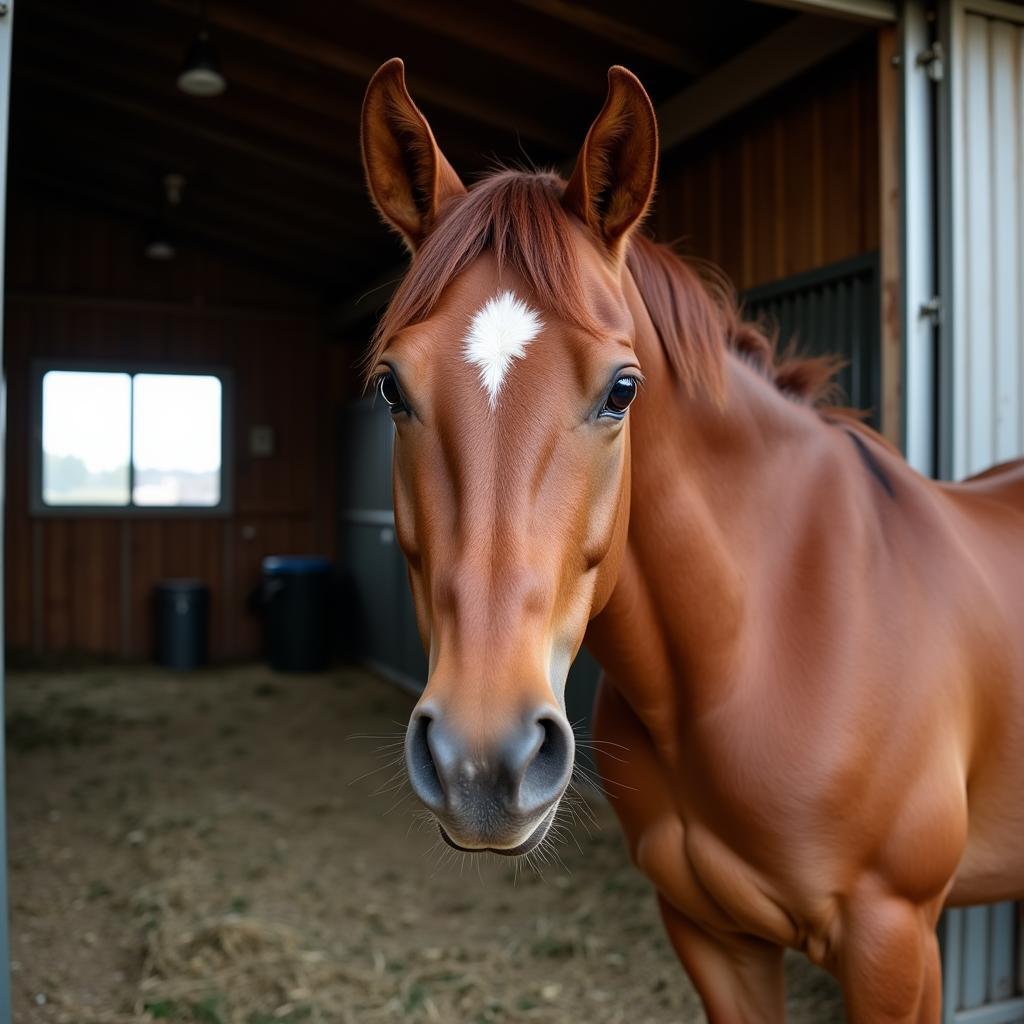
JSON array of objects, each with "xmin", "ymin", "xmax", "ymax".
[{"xmin": 405, "ymin": 701, "xmax": 575, "ymax": 854}]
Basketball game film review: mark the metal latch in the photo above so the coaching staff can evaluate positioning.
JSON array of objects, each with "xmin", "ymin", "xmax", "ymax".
[
  {"xmin": 917, "ymin": 42, "xmax": 944, "ymax": 82},
  {"xmin": 919, "ymin": 297, "xmax": 942, "ymax": 325}
]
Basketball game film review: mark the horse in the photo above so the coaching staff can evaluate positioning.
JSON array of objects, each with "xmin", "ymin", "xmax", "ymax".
[{"xmin": 359, "ymin": 58, "xmax": 1024, "ymax": 1022}]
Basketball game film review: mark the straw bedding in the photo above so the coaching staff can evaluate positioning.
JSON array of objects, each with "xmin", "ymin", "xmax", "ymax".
[{"xmin": 7, "ymin": 664, "xmax": 842, "ymax": 1023}]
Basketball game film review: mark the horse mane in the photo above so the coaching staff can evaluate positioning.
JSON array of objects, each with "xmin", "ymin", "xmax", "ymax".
[
  {"xmin": 624, "ymin": 235, "xmax": 842, "ymax": 407},
  {"xmin": 366, "ymin": 169, "xmax": 841, "ymax": 408}
]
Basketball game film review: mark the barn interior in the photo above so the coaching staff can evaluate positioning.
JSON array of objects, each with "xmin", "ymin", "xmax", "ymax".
[{"xmin": 4, "ymin": 2, "xmax": 892, "ymax": 1021}]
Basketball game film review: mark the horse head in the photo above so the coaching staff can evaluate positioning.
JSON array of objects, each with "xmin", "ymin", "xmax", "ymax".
[{"xmin": 360, "ymin": 59, "xmax": 658, "ymax": 855}]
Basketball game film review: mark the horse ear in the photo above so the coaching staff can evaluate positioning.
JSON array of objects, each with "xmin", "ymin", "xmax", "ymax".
[
  {"xmin": 361, "ymin": 58, "xmax": 466, "ymax": 250},
  {"xmin": 563, "ymin": 66, "xmax": 658, "ymax": 255}
]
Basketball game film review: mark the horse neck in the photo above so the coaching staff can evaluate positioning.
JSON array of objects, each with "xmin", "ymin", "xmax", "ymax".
[{"xmin": 587, "ymin": 280, "xmax": 845, "ymax": 718}]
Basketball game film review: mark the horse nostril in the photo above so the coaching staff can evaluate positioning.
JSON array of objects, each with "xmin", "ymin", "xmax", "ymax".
[
  {"xmin": 405, "ymin": 710, "xmax": 446, "ymax": 813},
  {"xmin": 516, "ymin": 712, "xmax": 574, "ymax": 817}
]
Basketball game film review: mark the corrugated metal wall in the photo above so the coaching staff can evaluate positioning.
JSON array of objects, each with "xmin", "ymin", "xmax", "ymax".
[{"xmin": 950, "ymin": 5, "xmax": 1024, "ymax": 480}]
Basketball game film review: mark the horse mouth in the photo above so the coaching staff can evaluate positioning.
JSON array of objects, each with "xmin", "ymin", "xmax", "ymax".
[{"xmin": 437, "ymin": 804, "xmax": 558, "ymax": 857}]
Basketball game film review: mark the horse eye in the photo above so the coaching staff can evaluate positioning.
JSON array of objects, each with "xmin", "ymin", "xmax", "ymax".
[
  {"xmin": 378, "ymin": 372, "xmax": 406, "ymax": 413},
  {"xmin": 601, "ymin": 376, "xmax": 638, "ymax": 419}
]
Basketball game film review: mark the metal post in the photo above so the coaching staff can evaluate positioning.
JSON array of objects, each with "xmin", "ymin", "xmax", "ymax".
[
  {"xmin": 900, "ymin": 0, "xmax": 940, "ymax": 477},
  {"xmin": 0, "ymin": 1, "xmax": 14, "ymax": 1021}
]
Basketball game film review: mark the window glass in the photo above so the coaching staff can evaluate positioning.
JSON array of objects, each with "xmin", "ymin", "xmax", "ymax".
[
  {"xmin": 42, "ymin": 371, "xmax": 131, "ymax": 506},
  {"xmin": 132, "ymin": 374, "xmax": 222, "ymax": 507}
]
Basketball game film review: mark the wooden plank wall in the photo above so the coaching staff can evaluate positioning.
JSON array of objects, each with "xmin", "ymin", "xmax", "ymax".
[
  {"xmin": 5, "ymin": 192, "xmax": 343, "ymax": 661},
  {"xmin": 653, "ymin": 37, "xmax": 880, "ymax": 294}
]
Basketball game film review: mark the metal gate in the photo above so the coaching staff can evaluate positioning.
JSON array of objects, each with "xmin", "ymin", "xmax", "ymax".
[{"xmin": 743, "ymin": 252, "xmax": 882, "ymax": 425}]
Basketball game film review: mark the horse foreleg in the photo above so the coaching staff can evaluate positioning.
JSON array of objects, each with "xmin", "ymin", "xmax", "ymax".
[
  {"xmin": 658, "ymin": 895, "xmax": 786, "ymax": 1024},
  {"xmin": 836, "ymin": 881, "xmax": 943, "ymax": 1024}
]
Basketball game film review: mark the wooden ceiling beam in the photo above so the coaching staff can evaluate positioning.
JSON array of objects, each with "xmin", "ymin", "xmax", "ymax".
[
  {"xmin": 154, "ymin": 0, "xmax": 570, "ymax": 150},
  {"xmin": 748, "ymin": 0, "xmax": 896, "ymax": 22},
  {"xmin": 513, "ymin": 0, "xmax": 709, "ymax": 75},
  {"xmin": 656, "ymin": 14, "xmax": 870, "ymax": 152}
]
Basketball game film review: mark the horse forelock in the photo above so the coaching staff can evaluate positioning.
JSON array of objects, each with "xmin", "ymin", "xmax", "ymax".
[
  {"xmin": 364, "ymin": 170, "xmax": 598, "ymax": 382},
  {"xmin": 364, "ymin": 168, "xmax": 841, "ymax": 409}
]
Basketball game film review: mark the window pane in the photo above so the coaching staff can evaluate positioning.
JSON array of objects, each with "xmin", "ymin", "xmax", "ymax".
[
  {"xmin": 42, "ymin": 371, "xmax": 131, "ymax": 506},
  {"xmin": 132, "ymin": 374, "xmax": 222, "ymax": 507}
]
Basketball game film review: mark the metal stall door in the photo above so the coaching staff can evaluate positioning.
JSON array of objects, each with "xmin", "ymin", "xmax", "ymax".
[
  {"xmin": 936, "ymin": 3, "xmax": 1024, "ymax": 1021},
  {"xmin": 943, "ymin": 0, "xmax": 1024, "ymax": 481}
]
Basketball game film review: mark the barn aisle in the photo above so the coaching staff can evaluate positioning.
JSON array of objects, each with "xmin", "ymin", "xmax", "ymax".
[{"xmin": 7, "ymin": 667, "xmax": 842, "ymax": 1023}]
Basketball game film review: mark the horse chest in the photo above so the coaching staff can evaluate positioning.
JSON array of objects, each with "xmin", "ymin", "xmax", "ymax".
[
  {"xmin": 631, "ymin": 808, "xmax": 806, "ymax": 948},
  {"xmin": 616, "ymin": 717, "xmax": 843, "ymax": 952}
]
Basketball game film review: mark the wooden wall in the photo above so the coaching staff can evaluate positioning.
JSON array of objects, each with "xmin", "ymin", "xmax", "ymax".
[
  {"xmin": 653, "ymin": 37, "xmax": 880, "ymax": 293},
  {"xmin": 5, "ymin": 192, "xmax": 344, "ymax": 661}
]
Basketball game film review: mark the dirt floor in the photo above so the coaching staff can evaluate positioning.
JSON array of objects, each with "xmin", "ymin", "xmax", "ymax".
[{"xmin": 7, "ymin": 664, "xmax": 844, "ymax": 1023}]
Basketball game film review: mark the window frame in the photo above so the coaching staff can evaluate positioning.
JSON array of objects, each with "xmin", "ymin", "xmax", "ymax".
[{"xmin": 29, "ymin": 359, "xmax": 235, "ymax": 518}]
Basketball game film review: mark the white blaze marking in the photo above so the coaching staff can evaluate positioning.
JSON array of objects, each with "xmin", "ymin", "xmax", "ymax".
[{"xmin": 463, "ymin": 290, "xmax": 543, "ymax": 408}]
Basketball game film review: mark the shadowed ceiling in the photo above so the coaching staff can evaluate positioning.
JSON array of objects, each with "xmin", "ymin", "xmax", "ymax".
[{"xmin": 8, "ymin": 0, "xmax": 794, "ymax": 321}]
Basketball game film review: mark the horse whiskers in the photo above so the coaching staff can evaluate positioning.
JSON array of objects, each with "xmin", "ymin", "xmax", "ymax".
[
  {"xmin": 428, "ymin": 837, "xmax": 460, "ymax": 877},
  {"xmin": 372, "ymin": 770, "xmax": 412, "ymax": 798},
  {"xmin": 574, "ymin": 741, "xmax": 630, "ymax": 765},
  {"xmin": 573, "ymin": 760, "xmax": 636, "ymax": 796},
  {"xmin": 554, "ymin": 804, "xmax": 589, "ymax": 849},
  {"xmin": 569, "ymin": 719, "xmax": 631, "ymax": 757},
  {"xmin": 406, "ymin": 809, "xmax": 435, "ymax": 838},
  {"xmin": 569, "ymin": 725, "xmax": 630, "ymax": 752},
  {"xmin": 347, "ymin": 753, "xmax": 407, "ymax": 787},
  {"xmin": 578, "ymin": 738, "xmax": 630, "ymax": 752},
  {"xmin": 381, "ymin": 787, "xmax": 416, "ymax": 818}
]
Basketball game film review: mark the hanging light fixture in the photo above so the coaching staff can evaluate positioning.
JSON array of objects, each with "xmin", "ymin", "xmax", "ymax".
[
  {"xmin": 177, "ymin": 2, "xmax": 226, "ymax": 97},
  {"xmin": 145, "ymin": 174, "xmax": 186, "ymax": 261},
  {"xmin": 144, "ymin": 234, "xmax": 176, "ymax": 261}
]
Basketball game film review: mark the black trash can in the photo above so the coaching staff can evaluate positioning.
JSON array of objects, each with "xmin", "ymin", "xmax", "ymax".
[
  {"xmin": 155, "ymin": 579, "xmax": 209, "ymax": 670},
  {"xmin": 262, "ymin": 555, "xmax": 332, "ymax": 672}
]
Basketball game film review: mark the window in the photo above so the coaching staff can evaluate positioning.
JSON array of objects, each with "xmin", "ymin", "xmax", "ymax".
[{"xmin": 33, "ymin": 364, "xmax": 232, "ymax": 514}]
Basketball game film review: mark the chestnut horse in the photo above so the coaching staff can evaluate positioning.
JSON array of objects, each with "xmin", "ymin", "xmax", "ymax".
[{"xmin": 360, "ymin": 59, "xmax": 1024, "ymax": 1022}]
